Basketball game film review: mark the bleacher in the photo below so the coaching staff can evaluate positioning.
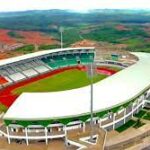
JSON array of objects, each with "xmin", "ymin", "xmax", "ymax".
[
  {"xmin": 22, "ymin": 69, "xmax": 38, "ymax": 77},
  {"xmin": 0, "ymin": 49, "xmax": 95, "ymax": 87},
  {"xmin": 0, "ymin": 59, "xmax": 52, "ymax": 86},
  {"xmin": 80, "ymin": 53, "xmax": 94, "ymax": 64},
  {"xmin": 9, "ymin": 72, "xmax": 26, "ymax": 82},
  {"xmin": 34, "ymin": 65, "xmax": 49, "ymax": 73},
  {"xmin": 41, "ymin": 52, "xmax": 94, "ymax": 69}
]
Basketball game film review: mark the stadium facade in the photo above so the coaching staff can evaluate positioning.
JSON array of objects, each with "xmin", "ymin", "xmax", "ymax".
[{"xmin": 0, "ymin": 47, "xmax": 150, "ymax": 146}]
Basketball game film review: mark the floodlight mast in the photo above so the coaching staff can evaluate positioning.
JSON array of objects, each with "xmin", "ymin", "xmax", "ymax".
[
  {"xmin": 90, "ymin": 63, "xmax": 94, "ymax": 141},
  {"xmin": 87, "ymin": 63, "xmax": 95, "ymax": 141},
  {"xmin": 59, "ymin": 27, "xmax": 63, "ymax": 49}
]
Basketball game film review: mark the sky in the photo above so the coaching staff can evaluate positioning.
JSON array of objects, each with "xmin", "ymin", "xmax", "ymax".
[{"xmin": 0, "ymin": 0, "xmax": 150, "ymax": 12}]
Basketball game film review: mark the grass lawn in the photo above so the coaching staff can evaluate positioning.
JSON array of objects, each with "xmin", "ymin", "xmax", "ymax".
[
  {"xmin": 13, "ymin": 69, "xmax": 107, "ymax": 95},
  {"xmin": 115, "ymin": 120, "xmax": 136, "ymax": 133},
  {"xmin": 14, "ymin": 44, "xmax": 35, "ymax": 54},
  {"xmin": 133, "ymin": 119, "xmax": 145, "ymax": 128},
  {"xmin": 134, "ymin": 109, "xmax": 150, "ymax": 121},
  {"xmin": 143, "ymin": 112, "xmax": 150, "ymax": 120},
  {"xmin": 134, "ymin": 110, "xmax": 147, "ymax": 118},
  {"xmin": 0, "ymin": 103, "xmax": 7, "ymax": 113},
  {"xmin": 143, "ymin": 107, "xmax": 150, "ymax": 111}
]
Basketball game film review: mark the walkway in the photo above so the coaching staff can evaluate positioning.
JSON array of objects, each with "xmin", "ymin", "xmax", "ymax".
[
  {"xmin": 105, "ymin": 121, "xmax": 150, "ymax": 150},
  {"xmin": 67, "ymin": 124, "xmax": 106, "ymax": 150}
]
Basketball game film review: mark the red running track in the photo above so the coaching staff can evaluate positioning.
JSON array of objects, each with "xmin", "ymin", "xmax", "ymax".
[
  {"xmin": 0, "ymin": 66, "xmax": 117, "ymax": 108},
  {"xmin": 96, "ymin": 67, "xmax": 117, "ymax": 75},
  {"xmin": 0, "ymin": 76, "xmax": 8, "ymax": 85},
  {"xmin": 78, "ymin": 65, "xmax": 117, "ymax": 75}
]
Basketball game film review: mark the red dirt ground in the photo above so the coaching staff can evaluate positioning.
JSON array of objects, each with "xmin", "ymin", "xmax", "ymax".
[
  {"xmin": 143, "ymin": 26, "xmax": 150, "ymax": 33},
  {"xmin": 17, "ymin": 31, "xmax": 58, "ymax": 45},
  {"xmin": 71, "ymin": 39, "xmax": 97, "ymax": 47},
  {"xmin": 0, "ymin": 29, "xmax": 58, "ymax": 46},
  {"xmin": 0, "ymin": 53, "xmax": 11, "ymax": 59},
  {"xmin": 0, "ymin": 29, "xmax": 59, "ymax": 60},
  {"xmin": 115, "ymin": 25, "xmax": 131, "ymax": 31},
  {"xmin": 0, "ymin": 66, "xmax": 117, "ymax": 108},
  {"xmin": 0, "ymin": 29, "xmax": 17, "ymax": 44}
]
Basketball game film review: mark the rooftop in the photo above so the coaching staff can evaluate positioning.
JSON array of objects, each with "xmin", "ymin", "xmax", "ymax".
[{"xmin": 3, "ymin": 52, "xmax": 150, "ymax": 121}]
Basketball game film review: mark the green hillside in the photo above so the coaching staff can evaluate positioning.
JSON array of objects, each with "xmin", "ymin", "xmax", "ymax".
[{"xmin": 0, "ymin": 9, "xmax": 150, "ymax": 52}]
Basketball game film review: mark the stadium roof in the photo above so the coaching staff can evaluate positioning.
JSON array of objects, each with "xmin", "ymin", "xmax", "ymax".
[
  {"xmin": 3, "ymin": 52, "xmax": 150, "ymax": 121},
  {"xmin": 0, "ymin": 47, "xmax": 94, "ymax": 67}
]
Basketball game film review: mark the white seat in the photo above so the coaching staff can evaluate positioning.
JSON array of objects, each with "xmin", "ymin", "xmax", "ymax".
[
  {"xmin": 22, "ymin": 69, "xmax": 38, "ymax": 77},
  {"xmin": 34, "ymin": 65, "xmax": 50, "ymax": 73},
  {"xmin": 9, "ymin": 73, "xmax": 26, "ymax": 82}
]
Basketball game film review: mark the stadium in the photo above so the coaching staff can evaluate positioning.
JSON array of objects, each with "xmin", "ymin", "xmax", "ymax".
[{"xmin": 0, "ymin": 47, "xmax": 150, "ymax": 148}]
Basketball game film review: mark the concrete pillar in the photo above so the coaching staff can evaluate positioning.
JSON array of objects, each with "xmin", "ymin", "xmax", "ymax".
[
  {"xmin": 64, "ymin": 125, "xmax": 68, "ymax": 146},
  {"xmin": 50, "ymin": 127, "xmax": 52, "ymax": 132},
  {"xmin": 25, "ymin": 128, "xmax": 29, "ymax": 146},
  {"xmin": 82, "ymin": 122, "xmax": 86, "ymax": 132},
  {"xmin": 16, "ymin": 128, "xmax": 19, "ymax": 133},
  {"xmin": 136, "ymin": 104, "xmax": 139, "ymax": 113},
  {"xmin": 124, "ymin": 108, "xmax": 126, "ymax": 124},
  {"xmin": 45, "ymin": 127, "xmax": 48, "ymax": 145},
  {"xmin": 113, "ymin": 113, "xmax": 115, "ymax": 130},
  {"xmin": 6, "ymin": 126, "xmax": 10, "ymax": 144},
  {"xmin": 80, "ymin": 123, "xmax": 82, "ymax": 129},
  {"xmin": 11, "ymin": 128, "xmax": 14, "ymax": 132},
  {"xmin": 132, "ymin": 103, "xmax": 134, "ymax": 117},
  {"xmin": 64, "ymin": 125, "xmax": 67, "ymax": 136},
  {"xmin": 99, "ymin": 118, "xmax": 101, "ymax": 127},
  {"xmin": 108, "ymin": 113, "xmax": 111, "ymax": 120}
]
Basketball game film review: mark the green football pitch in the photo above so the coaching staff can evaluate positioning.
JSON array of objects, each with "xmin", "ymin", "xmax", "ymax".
[{"xmin": 13, "ymin": 69, "xmax": 107, "ymax": 95}]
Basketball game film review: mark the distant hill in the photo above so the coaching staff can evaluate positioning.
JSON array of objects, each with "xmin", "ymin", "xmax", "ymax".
[
  {"xmin": 0, "ymin": 9, "xmax": 150, "ymax": 55},
  {"xmin": 0, "ymin": 9, "xmax": 150, "ymax": 31}
]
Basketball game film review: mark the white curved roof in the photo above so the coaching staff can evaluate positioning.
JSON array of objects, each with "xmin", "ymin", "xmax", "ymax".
[
  {"xmin": 0, "ymin": 47, "xmax": 94, "ymax": 67},
  {"xmin": 4, "ymin": 52, "xmax": 150, "ymax": 120}
]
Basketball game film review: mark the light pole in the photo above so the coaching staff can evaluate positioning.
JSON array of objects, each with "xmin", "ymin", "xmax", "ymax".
[
  {"xmin": 87, "ymin": 62, "xmax": 96, "ymax": 142},
  {"xmin": 90, "ymin": 63, "xmax": 94, "ymax": 141},
  {"xmin": 59, "ymin": 27, "xmax": 64, "ymax": 49}
]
